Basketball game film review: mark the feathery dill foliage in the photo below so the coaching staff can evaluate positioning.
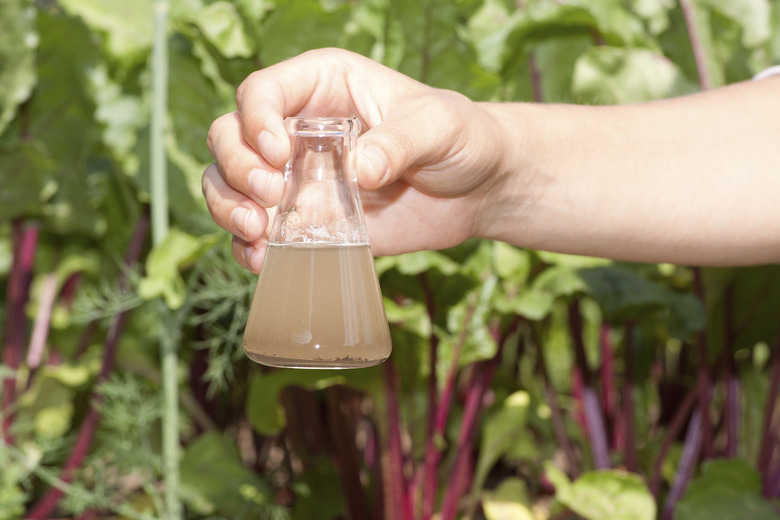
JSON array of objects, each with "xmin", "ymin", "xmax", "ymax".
[
  {"xmin": 69, "ymin": 265, "xmax": 144, "ymax": 326},
  {"xmin": 188, "ymin": 243, "xmax": 255, "ymax": 396},
  {"xmin": 60, "ymin": 374, "xmax": 164, "ymax": 517}
]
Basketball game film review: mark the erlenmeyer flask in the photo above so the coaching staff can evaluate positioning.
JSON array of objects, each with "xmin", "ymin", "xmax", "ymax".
[{"xmin": 243, "ymin": 117, "xmax": 392, "ymax": 369}]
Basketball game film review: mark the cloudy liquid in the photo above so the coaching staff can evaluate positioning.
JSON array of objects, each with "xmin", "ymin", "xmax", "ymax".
[{"xmin": 243, "ymin": 243, "xmax": 392, "ymax": 368}]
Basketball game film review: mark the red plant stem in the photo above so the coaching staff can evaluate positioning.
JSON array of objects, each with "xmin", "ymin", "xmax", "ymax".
[
  {"xmin": 440, "ymin": 319, "xmax": 519, "ymax": 520},
  {"xmin": 325, "ymin": 386, "xmax": 368, "ymax": 520},
  {"xmin": 2, "ymin": 220, "xmax": 39, "ymax": 443},
  {"xmin": 759, "ymin": 342, "xmax": 780, "ymax": 497},
  {"xmin": 622, "ymin": 323, "xmax": 638, "ymax": 473},
  {"xmin": 420, "ymin": 286, "xmax": 481, "ymax": 519},
  {"xmin": 767, "ymin": 461, "xmax": 780, "ymax": 499},
  {"xmin": 26, "ymin": 215, "xmax": 149, "ymax": 520},
  {"xmin": 600, "ymin": 324, "xmax": 616, "ymax": 449},
  {"xmin": 27, "ymin": 312, "xmax": 131, "ymax": 520},
  {"xmin": 439, "ymin": 360, "xmax": 494, "ymax": 520},
  {"xmin": 691, "ymin": 268, "xmax": 713, "ymax": 460},
  {"xmin": 420, "ymin": 273, "xmax": 439, "ymax": 520},
  {"xmin": 650, "ymin": 384, "xmax": 698, "ymax": 497},
  {"xmin": 723, "ymin": 287, "xmax": 739, "ymax": 458},
  {"xmin": 568, "ymin": 301, "xmax": 610, "ymax": 470},
  {"xmin": 382, "ymin": 359, "xmax": 413, "ymax": 520},
  {"xmin": 26, "ymin": 272, "xmax": 59, "ymax": 370},
  {"xmin": 662, "ymin": 407, "xmax": 703, "ymax": 520},
  {"xmin": 679, "ymin": 0, "xmax": 712, "ymax": 91},
  {"xmin": 528, "ymin": 52, "xmax": 543, "ymax": 103}
]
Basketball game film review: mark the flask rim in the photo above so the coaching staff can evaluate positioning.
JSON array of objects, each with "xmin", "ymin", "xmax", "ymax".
[{"xmin": 284, "ymin": 116, "xmax": 361, "ymax": 137}]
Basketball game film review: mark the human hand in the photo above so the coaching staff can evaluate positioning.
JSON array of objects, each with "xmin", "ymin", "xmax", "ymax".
[{"xmin": 202, "ymin": 48, "xmax": 509, "ymax": 272}]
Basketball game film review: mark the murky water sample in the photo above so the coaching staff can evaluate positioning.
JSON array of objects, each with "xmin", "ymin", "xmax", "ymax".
[{"xmin": 243, "ymin": 243, "xmax": 391, "ymax": 369}]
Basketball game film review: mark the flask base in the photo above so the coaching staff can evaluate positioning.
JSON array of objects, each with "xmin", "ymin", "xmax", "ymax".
[{"xmin": 244, "ymin": 350, "xmax": 389, "ymax": 369}]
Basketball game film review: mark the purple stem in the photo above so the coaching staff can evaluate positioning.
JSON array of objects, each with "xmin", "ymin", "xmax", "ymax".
[
  {"xmin": 439, "ymin": 319, "xmax": 520, "ymax": 520},
  {"xmin": 26, "ymin": 214, "xmax": 149, "ymax": 520},
  {"xmin": 679, "ymin": 0, "xmax": 712, "ymax": 91},
  {"xmin": 622, "ymin": 323, "xmax": 638, "ymax": 473},
  {"xmin": 600, "ymin": 324, "xmax": 616, "ymax": 450},
  {"xmin": 2, "ymin": 220, "xmax": 39, "ymax": 443},
  {"xmin": 692, "ymin": 267, "xmax": 714, "ymax": 460},
  {"xmin": 568, "ymin": 301, "xmax": 610, "ymax": 470},
  {"xmin": 420, "ymin": 273, "xmax": 440, "ymax": 520},
  {"xmin": 382, "ymin": 358, "xmax": 413, "ymax": 520},
  {"xmin": 528, "ymin": 53, "xmax": 543, "ymax": 103},
  {"xmin": 767, "ymin": 462, "xmax": 780, "ymax": 499},
  {"xmin": 662, "ymin": 407, "xmax": 703, "ymax": 520},
  {"xmin": 650, "ymin": 385, "xmax": 698, "ymax": 497},
  {"xmin": 439, "ymin": 360, "xmax": 494, "ymax": 520},
  {"xmin": 724, "ymin": 287, "xmax": 739, "ymax": 458},
  {"xmin": 759, "ymin": 343, "xmax": 780, "ymax": 496}
]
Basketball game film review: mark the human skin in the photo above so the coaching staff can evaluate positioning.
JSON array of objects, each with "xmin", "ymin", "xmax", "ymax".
[{"xmin": 202, "ymin": 48, "xmax": 780, "ymax": 271}]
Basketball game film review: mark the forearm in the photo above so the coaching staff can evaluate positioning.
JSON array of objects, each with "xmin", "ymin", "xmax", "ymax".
[{"xmin": 477, "ymin": 76, "xmax": 780, "ymax": 266}]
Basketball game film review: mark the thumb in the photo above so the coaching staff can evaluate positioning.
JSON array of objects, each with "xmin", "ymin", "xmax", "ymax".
[
  {"xmin": 357, "ymin": 125, "xmax": 415, "ymax": 190},
  {"xmin": 356, "ymin": 104, "xmax": 447, "ymax": 190}
]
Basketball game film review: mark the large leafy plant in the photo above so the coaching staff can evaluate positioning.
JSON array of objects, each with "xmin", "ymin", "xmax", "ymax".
[{"xmin": 2, "ymin": 0, "xmax": 780, "ymax": 519}]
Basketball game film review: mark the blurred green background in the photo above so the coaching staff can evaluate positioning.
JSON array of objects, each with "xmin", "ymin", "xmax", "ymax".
[{"xmin": 2, "ymin": 0, "xmax": 780, "ymax": 519}]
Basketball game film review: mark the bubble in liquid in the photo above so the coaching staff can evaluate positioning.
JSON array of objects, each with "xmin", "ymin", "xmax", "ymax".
[{"xmin": 291, "ymin": 329, "xmax": 313, "ymax": 344}]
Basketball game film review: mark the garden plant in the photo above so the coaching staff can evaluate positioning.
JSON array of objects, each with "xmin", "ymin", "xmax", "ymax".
[{"xmin": 2, "ymin": 0, "xmax": 780, "ymax": 519}]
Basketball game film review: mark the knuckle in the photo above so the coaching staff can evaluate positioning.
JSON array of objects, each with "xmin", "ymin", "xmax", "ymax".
[{"xmin": 206, "ymin": 113, "xmax": 230, "ymax": 156}]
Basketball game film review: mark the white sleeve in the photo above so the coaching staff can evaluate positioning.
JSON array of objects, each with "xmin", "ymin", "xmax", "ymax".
[{"xmin": 753, "ymin": 65, "xmax": 780, "ymax": 81}]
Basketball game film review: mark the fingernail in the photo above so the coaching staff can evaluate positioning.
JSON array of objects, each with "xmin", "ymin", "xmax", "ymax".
[
  {"xmin": 360, "ymin": 145, "xmax": 389, "ymax": 186},
  {"xmin": 230, "ymin": 207, "xmax": 251, "ymax": 240},
  {"xmin": 258, "ymin": 131, "xmax": 278, "ymax": 166},
  {"xmin": 248, "ymin": 169, "xmax": 273, "ymax": 203}
]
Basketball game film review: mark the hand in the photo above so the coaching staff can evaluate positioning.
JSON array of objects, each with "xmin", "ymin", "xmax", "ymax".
[{"xmin": 202, "ymin": 48, "xmax": 508, "ymax": 272}]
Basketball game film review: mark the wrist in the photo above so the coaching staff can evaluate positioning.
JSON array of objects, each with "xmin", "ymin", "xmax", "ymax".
[{"xmin": 470, "ymin": 101, "xmax": 546, "ymax": 247}]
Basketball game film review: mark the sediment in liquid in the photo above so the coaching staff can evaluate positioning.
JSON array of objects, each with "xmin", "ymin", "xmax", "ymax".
[{"xmin": 243, "ymin": 243, "xmax": 392, "ymax": 368}]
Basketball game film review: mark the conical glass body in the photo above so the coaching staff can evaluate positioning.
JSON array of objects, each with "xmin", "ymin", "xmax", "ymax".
[{"xmin": 243, "ymin": 117, "xmax": 392, "ymax": 368}]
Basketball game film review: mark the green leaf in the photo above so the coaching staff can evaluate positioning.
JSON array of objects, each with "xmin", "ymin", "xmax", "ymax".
[
  {"xmin": 376, "ymin": 250, "xmax": 461, "ymax": 277},
  {"xmin": 246, "ymin": 370, "xmax": 345, "ymax": 435},
  {"xmin": 0, "ymin": 0, "xmax": 37, "ymax": 136},
  {"xmin": 675, "ymin": 459, "xmax": 778, "ymax": 520},
  {"xmin": 138, "ymin": 228, "xmax": 219, "ymax": 308},
  {"xmin": 473, "ymin": 391, "xmax": 532, "ymax": 494},
  {"xmin": 259, "ymin": 0, "xmax": 353, "ymax": 66},
  {"xmin": 631, "ymin": 0, "xmax": 675, "ymax": 34},
  {"xmin": 290, "ymin": 456, "xmax": 344, "ymax": 520},
  {"xmin": 482, "ymin": 477, "xmax": 535, "ymax": 520},
  {"xmin": 0, "ymin": 142, "xmax": 57, "ymax": 221},
  {"xmin": 180, "ymin": 431, "xmax": 282, "ymax": 518},
  {"xmin": 57, "ymin": 0, "xmax": 154, "ymax": 64},
  {"xmin": 547, "ymin": 464, "xmax": 657, "ymax": 520},
  {"xmin": 700, "ymin": 0, "xmax": 771, "ymax": 48},
  {"xmin": 497, "ymin": 288, "xmax": 556, "ymax": 320},
  {"xmin": 577, "ymin": 265, "xmax": 704, "ymax": 334},
  {"xmin": 572, "ymin": 46, "xmax": 698, "ymax": 104},
  {"xmin": 195, "ymin": 1, "xmax": 255, "ymax": 58},
  {"xmin": 16, "ymin": 363, "xmax": 101, "ymax": 438},
  {"xmin": 492, "ymin": 242, "xmax": 531, "ymax": 281}
]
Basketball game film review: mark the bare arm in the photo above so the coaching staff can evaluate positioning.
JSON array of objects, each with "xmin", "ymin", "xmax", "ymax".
[
  {"xmin": 203, "ymin": 48, "xmax": 780, "ymax": 270},
  {"xmin": 479, "ymin": 77, "xmax": 780, "ymax": 265}
]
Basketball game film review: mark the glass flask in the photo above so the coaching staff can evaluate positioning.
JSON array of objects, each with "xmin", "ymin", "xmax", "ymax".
[{"xmin": 243, "ymin": 116, "xmax": 392, "ymax": 369}]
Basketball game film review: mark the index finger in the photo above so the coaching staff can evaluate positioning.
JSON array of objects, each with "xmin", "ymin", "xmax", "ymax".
[{"xmin": 236, "ymin": 48, "xmax": 362, "ymax": 170}]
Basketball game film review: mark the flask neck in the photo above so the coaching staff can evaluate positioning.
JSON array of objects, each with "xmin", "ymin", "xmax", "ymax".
[{"xmin": 288, "ymin": 136, "xmax": 350, "ymax": 183}]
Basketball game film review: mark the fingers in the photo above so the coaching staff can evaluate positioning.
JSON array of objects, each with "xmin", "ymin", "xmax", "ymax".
[
  {"xmin": 207, "ymin": 111, "xmax": 286, "ymax": 208},
  {"xmin": 231, "ymin": 235, "xmax": 268, "ymax": 274},
  {"xmin": 202, "ymin": 163, "xmax": 270, "ymax": 243},
  {"xmin": 356, "ymin": 89, "xmax": 473, "ymax": 195},
  {"xmin": 235, "ymin": 48, "xmax": 416, "ymax": 168}
]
